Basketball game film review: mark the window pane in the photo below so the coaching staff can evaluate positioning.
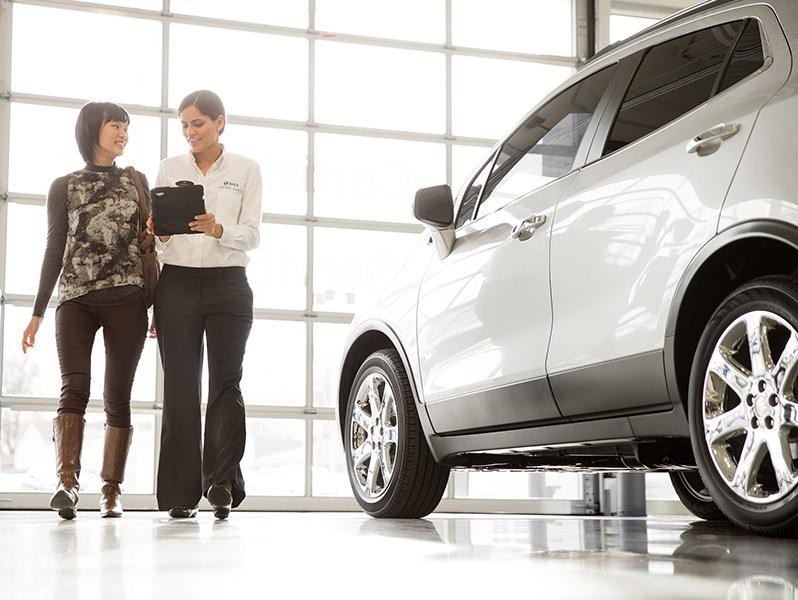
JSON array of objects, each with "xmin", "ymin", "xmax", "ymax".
[
  {"xmin": 313, "ymin": 228, "xmax": 423, "ymax": 312},
  {"xmin": 0, "ymin": 408, "xmax": 155, "ymax": 494},
  {"xmin": 3, "ymin": 306, "xmax": 62, "ymax": 398},
  {"xmin": 455, "ymin": 471, "xmax": 581, "ymax": 500},
  {"xmin": 6, "ymin": 203, "xmax": 45, "ymax": 296},
  {"xmin": 478, "ymin": 64, "xmax": 617, "ymax": 215},
  {"xmin": 605, "ymin": 21, "xmax": 744, "ymax": 155},
  {"xmin": 170, "ymin": 0, "xmax": 307, "ymax": 27},
  {"xmin": 455, "ymin": 152, "xmax": 494, "ymax": 229},
  {"xmin": 312, "ymin": 420, "xmax": 351, "ymax": 496},
  {"xmin": 168, "ymin": 121, "xmax": 308, "ymax": 216},
  {"xmin": 609, "ymin": 14, "xmax": 658, "ymax": 45},
  {"xmin": 316, "ymin": 0, "xmax": 443, "ymax": 43},
  {"xmin": 313, "ymin": 322, "xmax": 352, "ymax": 408},
  {"xmin": 241, "ymin": 320, "xmax": 306, "ymax": 407},
  {"xmin": 452, "ymin": 56, "xmax": 573, "ymax": 140},
  {"xmin": 10, "ymin": 104, "xmax": 161, "ymax": 196},
  {"xmin": 453, "ymin": 0, "xmax": 574, "ymax": 56},
  {"xmin": 248, "ymin": 224, "xmax": 307, "ymax": 311},
  {"xmin": 170, "ymin": 25, "xmax": 308, "ymax": 120},
  {"xmin": 242, "ymin": 418, "xmax": 305, "ymax": 495},
  {"xmin": 646, "ymin": 473, "xmax": 679, "ymax": 501},
  {"xmin": 719, "ymin": 19, "xmax": 765, "ymax": 93},
  {"xmin": 452, "ymin": 145, "xmax": 494, "ymax": 198},
  {"xmin": 314, "ymin": 134, "xmax": 446, "ymax": 223},
  {"xmin": 11, "ymin": 4, "xmax": 161, "ymax": 106},
  {"xmin": 316, "ymin": 42, "xmax": 445, "ymax": 133}
]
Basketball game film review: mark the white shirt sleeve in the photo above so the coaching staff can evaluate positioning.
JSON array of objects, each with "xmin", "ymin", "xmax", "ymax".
[
  {"xmin": 153, "ymin": 162, "xmax": 173, "ymax": 251},
  {"xmin": 218, "ymin": 162, "xmax": 262, "ymax": 252}
]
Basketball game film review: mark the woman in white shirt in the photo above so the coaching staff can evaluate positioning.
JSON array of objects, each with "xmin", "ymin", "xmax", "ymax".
[{"xmin": 149, "ymin": 90, "xmax": 262, "ymax": 520}]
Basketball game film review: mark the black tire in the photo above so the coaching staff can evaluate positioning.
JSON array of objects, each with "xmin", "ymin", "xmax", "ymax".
[
  {"xmin": 669, "ymin": 470, "xmax": 726, "ymax": 520},
  {"xmin": 689, "ymin": 275, "xmax": 798, "ymax": 536},
  {"xmin": 344, "ymin": 349, "xmax": 449, "ymax": 518}
]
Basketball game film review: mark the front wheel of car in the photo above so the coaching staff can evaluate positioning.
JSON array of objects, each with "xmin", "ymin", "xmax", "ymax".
[
  {"xmin": 345, "ymin": 349, "xmax": 450, "ymax": 518},
  {"xmin": 689, "ymin": 276, "xmax": 798, "ymax": 535}
]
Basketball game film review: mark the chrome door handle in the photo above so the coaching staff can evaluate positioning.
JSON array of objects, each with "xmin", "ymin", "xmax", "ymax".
[
  {"xmin": 686, "ymin": 122, "xmax": 741, "ymax": 156},
  {"xmin": 510, "ymin": 214, "xmax": 546, "ymax": 241}
]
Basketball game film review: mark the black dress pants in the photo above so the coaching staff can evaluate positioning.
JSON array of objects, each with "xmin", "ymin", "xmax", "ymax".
[{"xmin": 154, "ymin": 265, "xmax": 253, "ymax": 510}]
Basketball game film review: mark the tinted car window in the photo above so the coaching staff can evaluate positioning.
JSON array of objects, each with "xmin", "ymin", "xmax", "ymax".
[
  {"xmin": 455, "ymin": 152, "xmax": 496, "ymax": 228},
  {"xmin": 476, "ymin": 63, "xmax": 618, "ymax": 218},
  {"xmin": 718, "ymin": 18, "xmax": 765, "ymax": 93},
  {"xmin": 604, "ymin": 20, "xmax": 745, "ymax": 155}
]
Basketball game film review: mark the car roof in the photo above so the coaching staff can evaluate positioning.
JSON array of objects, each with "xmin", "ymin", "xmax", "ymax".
[{"xmin": 588, "ymin": 0, "xmax": 745, "ymax": 64}]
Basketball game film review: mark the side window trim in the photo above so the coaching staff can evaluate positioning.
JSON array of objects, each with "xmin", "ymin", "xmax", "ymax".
[
  {"xmin": 452, "ymin": 149, "xmax": 499, "ymax": 231},
  {"xmin": 710, "ymin": 18, "xmax": 749, "ymax": 97}
]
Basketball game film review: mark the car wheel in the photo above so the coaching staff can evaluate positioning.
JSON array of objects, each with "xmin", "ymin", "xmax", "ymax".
[
  {"xmin": 689, "ymin": 275, "xmax": 798, "ymax": 535},
  {"xmin": 345, "ymin": 349, "xmax": 449, "ymax": 518},
  {"xmin": 669, "ymin": 470, "xmax": 726, "ymax": 520}
]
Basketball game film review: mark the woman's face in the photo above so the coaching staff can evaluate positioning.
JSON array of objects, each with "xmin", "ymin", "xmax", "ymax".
[
  {"xmin": 95, "ymin": 120, "xmax": 128, "ymax": 162},
  {"xmin": 180, "ymin": 104, "xmax": 224, "ymax": 155}
]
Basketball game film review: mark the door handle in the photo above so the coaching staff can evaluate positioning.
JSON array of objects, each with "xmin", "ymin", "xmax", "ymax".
[
  {"xmin": 510, "ymin": 214, "xmax": 546, "ymax": 241},
  {"xmin": 686, "ymin": 122, "xmax": 741, "ymax": 156}
]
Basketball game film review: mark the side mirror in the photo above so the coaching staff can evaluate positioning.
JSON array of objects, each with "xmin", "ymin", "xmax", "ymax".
[
  {"xmin": 414, "ymin": 184, "xmax": 455, "ymax": 260},
  {"xmin": 413, "ymin": 184, "xmax": 454, "ymax": 227}
]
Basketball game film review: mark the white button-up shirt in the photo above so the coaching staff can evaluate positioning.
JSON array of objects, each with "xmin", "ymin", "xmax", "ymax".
[{"xmin": 154, "ymin": 148, "xmax": 262, "ymax": 267}]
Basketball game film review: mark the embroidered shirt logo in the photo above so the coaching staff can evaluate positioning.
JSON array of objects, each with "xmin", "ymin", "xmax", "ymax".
[{"xmin": 221, "ymin": 180, "xmax": 241, "ymax": 192}]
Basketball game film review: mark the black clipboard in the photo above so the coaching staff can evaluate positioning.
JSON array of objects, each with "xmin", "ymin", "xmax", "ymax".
[{"xmin": 151, "ymin": 183, "xmax": 206, "ymax": 236}]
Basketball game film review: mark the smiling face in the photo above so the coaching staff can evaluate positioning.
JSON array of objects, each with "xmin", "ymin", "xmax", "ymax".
[
  {"xmin": 180, "ymin": 104, "xmax": 225, "ymax": 155},
  {"xmin": 94, "ymin": 119, "xmax": 128, "ymax": 164}
]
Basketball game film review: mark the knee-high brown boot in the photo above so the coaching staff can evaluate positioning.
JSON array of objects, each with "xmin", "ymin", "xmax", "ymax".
[
  {"xmin": 50, "ymin": 414, "xmax": 85, "ymax": 520},
  {"xmin": 100, "ymin": 425, "xmax": 133, "ymax": 518}
]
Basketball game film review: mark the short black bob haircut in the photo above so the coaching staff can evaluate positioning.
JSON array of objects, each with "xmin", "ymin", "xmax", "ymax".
[
  {"xmin": 178, "ymin": 90, "xmax": 226, "ymax": 134},
  {"xmin": 74, "ymin": 101, "xmax": 130, "ymax": 164}
]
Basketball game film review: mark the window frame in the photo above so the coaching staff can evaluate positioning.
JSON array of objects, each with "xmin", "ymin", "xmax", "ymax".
[{"xmin": 586, "ymin": 12, "xmax": 774, "ymax": 166}]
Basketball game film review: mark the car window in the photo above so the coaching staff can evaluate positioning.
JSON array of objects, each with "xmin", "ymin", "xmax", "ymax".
[
  {"xmin": 603, "ymin": 20, "xmax": 746, "ymax": 155},
  {"xmin": 475, "ymin": 63, "xmax": 618, "ymax": 219},
  {"xmin": 717, "ymin": 18, "xmax": 765, "ymax": 93},
  {"xmin": 454, "ymin": 152, "xmax": 496, "ymax": 229}
]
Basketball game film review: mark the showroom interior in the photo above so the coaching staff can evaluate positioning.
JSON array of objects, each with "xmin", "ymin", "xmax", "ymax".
[{"xmin": 2, "ymin": 0, "xmax": 793, "ymax": 598}]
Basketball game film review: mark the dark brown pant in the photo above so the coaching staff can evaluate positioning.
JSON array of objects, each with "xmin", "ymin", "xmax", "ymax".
[{"xmin": 55, "ymin": 297, "xmax": 148, "ymax": 428}]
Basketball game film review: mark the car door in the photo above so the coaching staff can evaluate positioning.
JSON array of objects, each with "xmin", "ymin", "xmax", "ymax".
[
  {"xmin": 546, "ymin": 8, "xmax": 791, "ymax": 419},
  {"xmin": 416, "ymin": 64, "xmax": 619, "ymax": 435}
]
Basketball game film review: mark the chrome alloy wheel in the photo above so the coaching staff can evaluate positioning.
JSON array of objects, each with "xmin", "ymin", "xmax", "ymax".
[
  {"xmin": 349, "ymin": 373, "xmax": 399, "ymax": 500},
  {"xmin": 703, "ymin": 310, "xmax": 798, "ymax": 503}
]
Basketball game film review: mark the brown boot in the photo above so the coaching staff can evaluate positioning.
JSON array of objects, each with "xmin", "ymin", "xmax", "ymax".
[
  {"xmin": 99, "ymin": 425, "xmax": 133, "ymax": 518},
  {"xmin": 50, "ymin": 414, "xmax": 85, "ymax": 520}
]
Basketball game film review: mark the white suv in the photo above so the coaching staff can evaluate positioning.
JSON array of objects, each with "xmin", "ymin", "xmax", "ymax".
[{"xmin": 337, "ymin": 0, "xmax": 798, "ymax": 535}]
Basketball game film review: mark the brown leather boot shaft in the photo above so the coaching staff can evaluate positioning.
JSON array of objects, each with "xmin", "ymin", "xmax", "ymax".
[
  {"xmin": 100, "ymin": 425, "xmax": 133, "ymax": 518},
  {"xmin": 50, "ymin": 414, "xmax": 85, "ymax": 517}
]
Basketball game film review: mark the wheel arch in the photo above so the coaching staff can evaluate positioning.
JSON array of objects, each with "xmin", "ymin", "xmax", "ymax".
[
  {"xmin": 337, "ymin": 320, "xmax": 435, "ymax": 446},
  {"xmin": 665, "ymin": 220, "xmax": 798, "ymax": 414}
]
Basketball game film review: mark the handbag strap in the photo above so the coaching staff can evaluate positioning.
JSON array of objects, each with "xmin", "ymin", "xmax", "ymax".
[{"xmin": 126, "ymin": 167, "xmax": 148, "ymax": 234}]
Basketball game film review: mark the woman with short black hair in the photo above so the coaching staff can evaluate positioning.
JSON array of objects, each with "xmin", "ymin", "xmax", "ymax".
[
  {"xmin": 21, "ymin": 101, "xmax": 151, "ymax": 520},
  {"xmin": 149, "ymin": 89, "xmax": 261, "ymax": 520}
]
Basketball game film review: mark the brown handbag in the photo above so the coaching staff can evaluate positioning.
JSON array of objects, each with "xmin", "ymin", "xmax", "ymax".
[{"xmin": 127, "ymin": 167, "xmax": 159, "ymax": 308}]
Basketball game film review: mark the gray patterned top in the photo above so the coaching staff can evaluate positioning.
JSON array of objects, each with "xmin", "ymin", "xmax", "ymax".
[{"xmin": 33, "ymin": 164, "xmax": 149, "ymax": 317}]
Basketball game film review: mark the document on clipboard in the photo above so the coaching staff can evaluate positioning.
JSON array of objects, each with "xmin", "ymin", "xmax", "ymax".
[{"xmin": 150, "ymin": 182, "xmax": 206, "ymax": 236}]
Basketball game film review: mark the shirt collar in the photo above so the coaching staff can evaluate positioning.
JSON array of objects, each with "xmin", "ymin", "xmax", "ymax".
[{"xmin": 188, "ymin": 144, "xmax": 225, "ymax": 173}]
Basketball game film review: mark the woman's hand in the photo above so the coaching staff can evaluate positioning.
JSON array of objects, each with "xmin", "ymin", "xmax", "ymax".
[
  {"xmin": 148, "ymin": 317, "xmax": 157, "ymax": 339},
  {"xmin": 22, "ymin": 316, "xmax": 42, "ymax": 354},
  {"xmin": 190, "ymin": 213, "xmax": 223, "ymax": 239},
  {"xmin": 148, "ymin": 215, "xmax": 170, "ymax": 242}
]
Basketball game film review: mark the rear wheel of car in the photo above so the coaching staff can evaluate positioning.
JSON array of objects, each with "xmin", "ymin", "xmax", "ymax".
[
  {"xmin": 345, "ymin": 349, "xmax": 450, "ymax": 518},
  {"xmin": 669, "ymin": 470, "xmax": 726, "ymax": 520},
  {"xmin": 689, "ymin": 276, "xmax": 798, "ymax": 535}
]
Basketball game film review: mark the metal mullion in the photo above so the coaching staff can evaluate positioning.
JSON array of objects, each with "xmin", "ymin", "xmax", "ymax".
[
  {"xmin": 445, "ymin": 0, "xmax": 453, "ymax": 189},
  {"xmin": 305, "ymin": 0, "xmax": 316, "ymax": 499},
  {"xmin": 8, "ymin": 92, "xmax": 165, "ymax": 118},
  {"xmin": 1, "ymin": 0, "xmax": 12, "ymax": 406}
]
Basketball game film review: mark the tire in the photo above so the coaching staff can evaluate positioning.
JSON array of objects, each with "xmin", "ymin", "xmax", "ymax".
[
  {"xmin": 689, "ymin": 275, "xmax": 798, "ymax": 535},
  {"xmin": 669, "ymin": 470, "xmax": 726, "ymax": 520},
  {"xmin": 344, "ymin": 349, "xmax": 449, "ymax": 518}
]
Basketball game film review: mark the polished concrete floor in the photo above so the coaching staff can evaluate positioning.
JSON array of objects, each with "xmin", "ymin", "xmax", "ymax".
[{"xmin": 1, "ymin": 511, "xmax": 797, "ymax": 599}]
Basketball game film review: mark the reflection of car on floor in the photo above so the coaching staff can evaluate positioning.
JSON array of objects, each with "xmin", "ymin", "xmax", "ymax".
[{"xmin": 337, "ymin": 0, "xmax": 798, "ymax": 535}]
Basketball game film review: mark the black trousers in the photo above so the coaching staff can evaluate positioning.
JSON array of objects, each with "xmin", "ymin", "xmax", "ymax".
[
  {"xmin": 154, "ymin": 265, "xmax": 253, "ymax": 510},
  {"xmin": 55, "ymin": 296, "xmax": 147, "ymax": 428}
]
